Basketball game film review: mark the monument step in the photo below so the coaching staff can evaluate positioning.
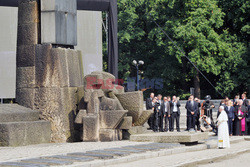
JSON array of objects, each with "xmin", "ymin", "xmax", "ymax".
[
  {"xmin": 130, "ymin": 131, "xmax": 209, "ymax": 143},
  {"xmin": 0, "ymin": 104, "xmax": 40, "ymax": 122},
  {"xmin": 0, "ymin": 120, "xmax": 51, "ymax": 147}
]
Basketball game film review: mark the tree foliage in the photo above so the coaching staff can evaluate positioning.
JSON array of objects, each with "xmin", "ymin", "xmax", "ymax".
[{"xmin": 105, "ymin": 0, "xmax": 249, "ymax": 99}]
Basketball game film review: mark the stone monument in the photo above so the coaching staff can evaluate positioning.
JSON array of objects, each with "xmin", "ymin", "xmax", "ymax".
[
  {"xmin": 16, "ymin": 0, "xmax": 83, "ymax": 142},
  {"xmin": 74, "ymin": 71, "xmax": 153, "ymax": 141},
  {"xmin": 14, "ymin": 0, "xmax": 152, "ymax": 143}
]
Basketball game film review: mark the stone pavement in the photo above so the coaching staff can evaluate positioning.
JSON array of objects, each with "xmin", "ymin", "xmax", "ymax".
[
  {"xmin": 0, "ymin": 136, "xmax": 248, "ymax": 167},
  {"xmin": 106, "ymin": 139, "xmax": 250, "ymax": 167}
]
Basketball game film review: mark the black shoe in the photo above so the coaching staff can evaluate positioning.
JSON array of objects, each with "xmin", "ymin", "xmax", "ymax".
[
  {"xmin": 177, "ymin": 130, "xmax": 180, "ymax": 132},
  {"xmin": 164, "ymin": 129, "xmax": 168, "ymax": 132},
  {"xmin": 184, "ymin": 129, "xmax": 189, "ymax": 131}
]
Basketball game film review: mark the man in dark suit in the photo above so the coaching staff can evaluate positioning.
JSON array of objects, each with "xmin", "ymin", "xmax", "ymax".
[
  {"xmin": 225, "ymin": 100, "xmax": 235, "ymax": 136},
  {"xmin": 146, "ymin": 93, "xmax": 154, "ymax": 130},
  {"xmin": 161, "ymin": 96, "xmax": 171, "ymax": 132},
  {"xmin": 186, "ymin": 95, "xmax": 198, "ymax": 131},
  {"xmin": 153, "ymin": 98, "xmax": 161, "ymax": 132},
  {"xmin": 242, "ymin": 93, "xmax": 249, "ymax": 108},
  {"xmin": 195, "ymin": 97, "xmax": 201, "ymax": 130},
  {"xmin": 170, "ymin": 96, "xmax": 181, "ymax": 132}
]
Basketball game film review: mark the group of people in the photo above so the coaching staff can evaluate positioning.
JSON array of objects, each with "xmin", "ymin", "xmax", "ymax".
[
  {"xmin": 219, "ymin": 93, "xmax": 249, "ymax": 136},
  {"xmin": 146, "ymin": 93, "xmax": 181, "ymax": 132},
  {"xmin": 146, "ymin": 92, "xmax": 250, "ymax": 136}
]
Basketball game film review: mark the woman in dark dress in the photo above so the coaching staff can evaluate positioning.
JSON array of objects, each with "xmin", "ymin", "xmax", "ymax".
[{"xmin": 234, "ymin": 100, "xmax": 248, "ymax": 135}]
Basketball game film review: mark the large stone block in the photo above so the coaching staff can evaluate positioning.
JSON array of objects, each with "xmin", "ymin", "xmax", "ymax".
[
  {"xmin": 0, "ymin": 104, "xmax": 40, "ymax": 122},
  {"xmin": 75, "ymin": 110, "xmax": 87, "ymax": 124},
  {"xmin": 16, "ymin": 67, "xmax": 35, "ymax": 88},
  {"xmin": 34, "ymin": 87, "xmax": 78, "ymax": 142},
  {"xmin": 99, "ymin": 110, "xmax": 127, "ymax": 129},
  {"xmin": 133, "ymin": 110, "xmax": 153, "ymax": 126},
  {"xmin": 16, "ymin": 88, "xmax": 35, "ymax": 109},
  {"xmin": 86, "ymin": 91, "xmax": 101, "ymax": 114},
  {"xmin": 41, "ymin": 0, "xmax": 77, "ymax": 14},
  {"xmin": 17, "ymin": 45, "xmax": 36, "ymax": 67},
  {"xmin": 0, "ymin": 120, "xmax": 51, "ymax": 147},
  {"xmin": 66, "ymin": 49, "xmax": 82, "ymax": 87},
  {"xmin": 41, "ymin": 0, "xmax": 77, "ymax": 45},
  {"xmin": 117, "ymin": 116, "xmax": 133, "ymax": 130},
  {"xmin": 116, "ymin": 91, "xmax": 144, "ymax": 123},
  {"xmin": 100, "ymin": 97, "xmax": 118, "ymax": 110},
  {"xmin": 50, "ymin": 48, "xmax": 70, "ymax": 87},
  {"xmin": 35, "ymin": 45, "xmax": 71, "ymax": 88},
  {"xmin": 82, "ymin": 115, "xmax": 99, "ymax": 142},
  {"xmin": 18, "ymin": 1, "xmax": 39, "ymax": 25},
  {"xmin": 17, "ymin": 23, "xmax": 38, "ymax": 46},
  {"xmin": 130, "ymin": 132, "xmax": 209, "ymax": 143}
]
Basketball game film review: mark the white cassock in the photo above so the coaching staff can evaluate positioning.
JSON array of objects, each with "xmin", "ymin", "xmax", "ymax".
[{"xmin": 217, "ymin": 110, "xmax": 230, "ymax": 148}]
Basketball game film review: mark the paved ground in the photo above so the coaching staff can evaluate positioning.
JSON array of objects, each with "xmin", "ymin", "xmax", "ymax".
[
  {"xmin": 199, "ymin": 152, "xmax": 250, "ymax": 167},
  {"xmin": 0, "ymin": 141, "xmax": 151, "ymax": 162},
  {"xmin": 106, "ymin": 140, "xmax": 250, "ymax": 167}
]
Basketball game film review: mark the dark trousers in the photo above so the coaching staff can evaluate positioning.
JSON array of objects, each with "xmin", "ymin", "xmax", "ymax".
[
  {"xmin": 171, "ymin": 112, "xmax": 180, "ymax": 131},
  {"xmin": 158, "ymin": 115, "xmax": 164, "ymax": 132},
  {"xmin": 196, "ymin": 115, "xmax": 200, "ymax": 130},
  {"xmin": 164, "ymin": 116, "xmax": 170, "ymax": 131},
  {"xmin": 228, "ymin": 118, "xmax": 233, "ymax": 135},
  {"xmin": 148, "ymin": 115, "xmax": 154, "ymax": 129},
  {"xmin": 153, "ymin": 112, "xmax": 159, "ymax": 131},
  {"xmin": 187, "ymin": 115, "xmax": 196, "ymax": 130}
]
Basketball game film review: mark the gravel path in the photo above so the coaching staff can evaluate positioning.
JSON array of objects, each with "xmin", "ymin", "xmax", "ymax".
[{"xmin": 0, "ymin": 141, "xmax": 151, "ymax": 162}]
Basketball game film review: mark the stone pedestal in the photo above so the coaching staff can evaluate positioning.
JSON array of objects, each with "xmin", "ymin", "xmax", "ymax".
[{"xmin": 16, "ymin": 0, "xmax": 84, "ymax": 143}]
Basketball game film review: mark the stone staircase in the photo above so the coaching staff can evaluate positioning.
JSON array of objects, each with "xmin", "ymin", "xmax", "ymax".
[{"xmin": 0, "ymin": 104, "xmax": 51, "ymax": 147}]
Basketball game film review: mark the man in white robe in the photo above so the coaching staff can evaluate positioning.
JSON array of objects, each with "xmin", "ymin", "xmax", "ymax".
[{"xmin": 217, "ymin": 106, "xmax": 230, "ymax": 148}]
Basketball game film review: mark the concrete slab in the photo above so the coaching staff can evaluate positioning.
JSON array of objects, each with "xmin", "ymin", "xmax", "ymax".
[
  {"xmin": 42, "ymin": 155, "xmax": 94, "ymax": 162},
  {"xmin": 130, "ymin": 132, "xmax": 209, "ymax": 143},
  {"xmin": 0, "ymin": 162, "xmax": 48, "ymax": 167},
  {"xmin": 21, "ymin": 158, "xmax": 72, "ymax": 165},
  {"xmin": 86, "ymin": 150, "xmax": 130, "ymax": 156},
  {"xmin": 67, "ymin": 152, "xmax": 114, "ymax": 159},
  {"xmin": 104, "ymin": 148, "xmax": 146, "ymax": 153}
]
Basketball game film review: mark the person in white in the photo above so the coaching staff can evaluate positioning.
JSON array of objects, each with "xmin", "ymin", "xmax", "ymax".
[{"xmin": 217, "ymin": 106, "xmax": 230, "ymax": 148}]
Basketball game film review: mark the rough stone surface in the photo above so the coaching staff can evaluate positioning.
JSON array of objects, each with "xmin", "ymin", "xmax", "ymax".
[
  {"xmin": 35, "ymin": 45, "xmax": 71, "ymax": 88},
  {"xmin": 16, "ymin": 88, "xmax": 35, "ymax": 109},
  {"xmin": 100, "ymin": 97, "xmax": 118, "ymax": 110},
  {"xmin": 82, "ymin": 115, "xmax": 99, "ymax": 142},
  {"xmin": 133, "ymin": 110, "xmax": 153, "ymax": 126},
  {"xmin": 0, "ymin": 121, "xmax": 51, "ymax": 147},
  {"xmin": 16, "ymin": 45, "xmax": 36, "ymax": 67},
  {"xmin": 34, "ymin": 87, "xmax": 78, "ymax": 142},
  {"xmin": 66, "ymin": 49, "xmax": 82, "ymax": 87},
  {"xmin": 130, "ymin": 132, "xmax": 209, "ymax": 143},
  {"xmin": 17, "ymin": 23, "xmax": 38, "ymax": 46},
  {"xmin": 99, "ymin": 129, "xmax": 122, "ymax": 141},
  {"xmin": 75, "ymin": 110, "xmax": 87, "ymax": 124},
  {"xmin": 116, "ymin": 91, "xmax": 144, "ymax": 123},
  {"xmin": 0, "ymin": 104, "xmax": 39, "ymax": 122},
  {"xmin": 16, "ymin": 67, "xmax": 35, "ymax": 88},
  {"xmin": 99, "ymin": 110, "xmax": 127, "ymax": 129},
  {"xmin": 117, "ymin": 116, "xmax": 133, "ymax": 130},
  {"xmin": 18, "ymin": 1, "xmax": 39, "ymax": 25}
]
